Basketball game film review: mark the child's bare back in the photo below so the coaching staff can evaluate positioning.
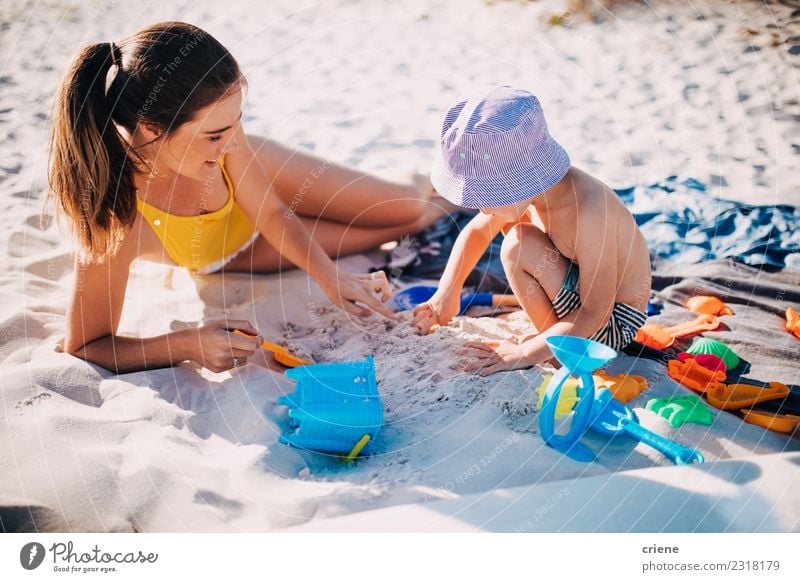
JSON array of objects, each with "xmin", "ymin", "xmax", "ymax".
[{"xmin": 522, "ymin": 166, "xmax": 651, "ymax": 312}]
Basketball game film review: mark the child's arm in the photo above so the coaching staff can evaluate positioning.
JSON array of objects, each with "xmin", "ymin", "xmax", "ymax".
[
  {"xmin": 462, "ymin": 217, "xmax": 619, "ymax": 374},
  {"xmin": 412, "ymin": 212, "xmax": 507, "ymax": 334}
]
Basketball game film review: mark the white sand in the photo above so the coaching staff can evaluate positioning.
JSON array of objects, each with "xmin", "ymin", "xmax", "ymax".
[{"xmin": 1, "ymin": 0, "xmax": 799, "ymax": 532}]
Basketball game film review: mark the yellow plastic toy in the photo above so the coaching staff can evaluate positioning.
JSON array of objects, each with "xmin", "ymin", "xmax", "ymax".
[
  {"xmin": 535, "ymin": 374, "xmax": 580, "ymax": 419},
  {"xmin": 535, "ymin": 370, "xmax": 649, "ymax": 416}
]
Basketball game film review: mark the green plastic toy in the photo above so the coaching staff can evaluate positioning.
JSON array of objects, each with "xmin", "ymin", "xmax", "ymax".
[
  {"xmin": 646, "ymin": 394, "xmax": 714, "ymax": 428},
  {"xmin": 686, "ymin": 337, "xmax": 741, "ymax": 371}
]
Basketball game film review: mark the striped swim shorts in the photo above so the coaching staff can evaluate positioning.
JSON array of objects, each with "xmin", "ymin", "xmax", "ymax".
[{"xmin": 551, "ymin": 261, "xmax": 647, "ymax": 351}]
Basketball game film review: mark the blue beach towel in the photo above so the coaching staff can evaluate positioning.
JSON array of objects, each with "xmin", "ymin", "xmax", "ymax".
[{"xmin": 392, "ymin": 177, "xmax": 799, "ymax": 291}]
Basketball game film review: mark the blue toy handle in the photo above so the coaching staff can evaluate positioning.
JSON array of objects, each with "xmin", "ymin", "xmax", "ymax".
[
  {"xmin": 540, "ymin": 368, "xmax": 596, "ymax": 453},
  {"xmin": 620, "ymin": 418, "xmax": 705, "ymax": 465},
  {"xmin": 458, "ymin": 292, "xmax": 493, "ymax": 314}
]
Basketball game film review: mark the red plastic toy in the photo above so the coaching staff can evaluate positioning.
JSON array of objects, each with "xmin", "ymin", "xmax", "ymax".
[{"xmin": 677, "ymin": 351, "xmax": 727, "ymax": 374}]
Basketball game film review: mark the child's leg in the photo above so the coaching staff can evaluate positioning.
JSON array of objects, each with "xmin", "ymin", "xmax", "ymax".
[
  {"xmin": 247, "ymin": 135, "xmax": 443, "ymax": 228},
  {"xmin": 500, "ymin": 223, "xmax": 572, "ymax": 332}
]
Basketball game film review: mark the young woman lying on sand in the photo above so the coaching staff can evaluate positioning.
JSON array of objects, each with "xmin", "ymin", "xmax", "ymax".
[{"xmin": 50, "ymin": 22, "xmax": 440, "ymax": 374}]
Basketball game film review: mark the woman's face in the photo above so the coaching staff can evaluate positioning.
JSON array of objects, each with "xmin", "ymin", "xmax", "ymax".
[{"xmin": 147, "ymin": 86, "xmax": 243, "ymax": 181}]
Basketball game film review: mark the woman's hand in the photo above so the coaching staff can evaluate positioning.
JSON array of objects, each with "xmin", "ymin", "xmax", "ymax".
[
  {"xmin": 320, "ymin": 270, "xmax": 398, "ymax": 319},
  {"xmin": 180, "ymin": 319, "xmax": 263, "ymax": 373},
  {"xmin": 410, "ymin": 289, "xmax": 461, "ymax": 335},
  {"xmin": 458, "ymin": 340, "xmax": 533, "ymax": 376}
]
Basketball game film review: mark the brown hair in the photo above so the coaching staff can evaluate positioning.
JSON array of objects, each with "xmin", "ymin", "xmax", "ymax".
[{"xmin": 47, "ymin": 22, "xmax": 244, "ymax": 261}]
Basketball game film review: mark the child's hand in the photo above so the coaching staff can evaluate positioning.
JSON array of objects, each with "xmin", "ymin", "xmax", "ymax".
[
  {"xmin": 411, "ymin": 291, "xmax": 461, "ymax": 334},
  {"xmin": 459, "ymin": 340, "xmax": 532, "ymax": 376}
]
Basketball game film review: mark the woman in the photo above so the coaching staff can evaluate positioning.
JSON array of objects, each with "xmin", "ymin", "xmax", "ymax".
[{"xmin": 50, "ymin": 22, "xmax": 438, "ymax": 374}]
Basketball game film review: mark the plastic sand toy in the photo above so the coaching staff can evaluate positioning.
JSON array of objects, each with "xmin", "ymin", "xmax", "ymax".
[
  {"xmin": 389, "ymin": 284, "xmax": 519, "ymax": 315},
  {"xmin": 646, "ymin": 302, "xmax": 663, "ymax": 316},
  {"xmin": 535, "ymin": 370, "xmax": 648, "ymax": 417},
  {"xmin": 677, "ymin": 351, "xmax": 727, "ymax": 374},
  {"xmin": 594, "ymin": 370, "xmax": 649, "ymax": 403},
  {"xmin": 646, "ymin": 394, "xmax": 713, "ymax": 428},
  {"xmin": 667, "ymin": 358, "xmax": 726, "ymax": 393},
  {"xmin": 706, "ymin": 381, "xmax": 790, "ymax": 411},
  {"xmin": 589, "ymin": 389, "xmax": 705, "ymax": 465},
  {"xmin": 535, "ymin": 375, "xmax": 580, "ymax": 419},
  {"xmin": 786, "ymin": 307, "xmax": 800, "ymax": 340},
  {"xmin": 539, "ymin": 336, "xmax": 617, "ymax": 462},
  {"xmin": 686, "ymin": 295, "xmax": 734, "ymax": 316},
  {"xmin": 686, "ymin": 337, "xmax": 741, "ymax": 370},
  {"xmin": 233, "ymin": 330, "xmax": 312, "ymax": 368},
  {"xmin": 277, "ymin": 356, "xmax": 383, "ymax": 457},
  {"xmin": 635, "ymin": 314, "xmax": 720, "ymax": 350},
  {"xmin": 741, "ymin": 409, "xmax": 800, "ymax": 434}
]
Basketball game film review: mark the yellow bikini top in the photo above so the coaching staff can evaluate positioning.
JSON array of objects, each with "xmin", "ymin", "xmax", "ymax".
[{"xmin": 136, "ymin": 156, "xmax": 258, "ymax": 272}]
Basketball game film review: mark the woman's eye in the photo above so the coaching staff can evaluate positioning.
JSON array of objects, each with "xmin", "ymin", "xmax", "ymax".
[{"xmin": 209, "ymin": 135, "xmax": 222, "ymax": 142}]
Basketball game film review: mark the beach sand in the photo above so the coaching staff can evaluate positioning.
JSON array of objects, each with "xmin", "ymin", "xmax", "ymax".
[{"xmin": 1, "ymin": 0, "xmax": 799, "ymax": 532}]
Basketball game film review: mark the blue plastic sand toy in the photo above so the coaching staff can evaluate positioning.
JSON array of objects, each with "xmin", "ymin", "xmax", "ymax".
[
  {"xmin": 277, "ymin": 356, "xmax": 383, "ymax": 458},
  {"xmin": 539, "ymin": 336, "xmax": 617, "ymax": 462},
  {"xmin": 590, "ymin": 389, "xmax": 704, "ymax": 465},
  {"xmin": 539, "ymin": 335, "xmax": 704, "ymax": 465},
  {"xmin": 389, "ymin": 285, "xmax": 497, "ymax": 315}
]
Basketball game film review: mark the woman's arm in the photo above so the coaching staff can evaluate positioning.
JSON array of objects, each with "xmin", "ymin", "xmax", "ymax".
[
  {"xmin": 64, "ymin": 228, "xmax": 260, "ymax": 374},
  {"xmin": 225, "ymin": 126, "xmax": 396, "ymax": 318}
]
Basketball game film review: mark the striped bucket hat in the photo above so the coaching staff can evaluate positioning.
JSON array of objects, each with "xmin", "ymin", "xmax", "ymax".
[{"xmin": 431, "ymin": 85, "xmax": 570, "ymax": 209}]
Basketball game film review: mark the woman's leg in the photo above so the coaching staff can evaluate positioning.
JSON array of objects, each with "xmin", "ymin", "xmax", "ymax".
[
  {"xmin": 221, "ymin": 214, "xmax": 437, "ymax": 274},
  {"xmin": 247, "ymin": 135, "xmax": 445, "ymax": 228}
]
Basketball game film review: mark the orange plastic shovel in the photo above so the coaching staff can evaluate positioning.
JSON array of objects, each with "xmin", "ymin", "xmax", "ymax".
[
  {"xmin": 232, "ymin": 330, "xmax": 312, "ymax": 368},
  {"xmin": 741, "ymin": 409, "xmax": 800, "ymax": 434},
  {"xmin": 706, "ymin": 381, "xmax": 790, "ymax": 411},
  {"xmin": 636, "ymin": 314, "xmax": 720, "ymax": 349}
]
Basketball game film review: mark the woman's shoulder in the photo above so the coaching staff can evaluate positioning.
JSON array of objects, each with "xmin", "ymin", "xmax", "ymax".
[{"xmin": 107, "ymin": 212, "xmax": 157, "ymax": 264}]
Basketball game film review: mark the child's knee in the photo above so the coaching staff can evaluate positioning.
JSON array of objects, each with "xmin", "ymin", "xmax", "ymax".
[
  {"xmin": 500, "ymin": 223, "xmax": 549, "ymax": 268},
  {"xmin": 500, "ymin": 225, "xmax": 522, "ymax": 269}
]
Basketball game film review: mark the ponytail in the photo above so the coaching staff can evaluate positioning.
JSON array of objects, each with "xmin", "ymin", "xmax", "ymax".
[
  {"xmin": 47, "ymin": 23, "xmax": 244, "ymax": 262},
  {"xmin": 47, "ymin": 42, "xmax": 137, "ymax": 262}
]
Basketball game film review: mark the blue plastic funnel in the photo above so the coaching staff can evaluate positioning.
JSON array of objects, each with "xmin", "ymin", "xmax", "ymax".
[
  {"xmin": 546, "ymin": 335, "xmax": 617, "ymax": 374},
  {"xmin": 539, "ymin": 336, "xmax": 617, "ymax": 462}
]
